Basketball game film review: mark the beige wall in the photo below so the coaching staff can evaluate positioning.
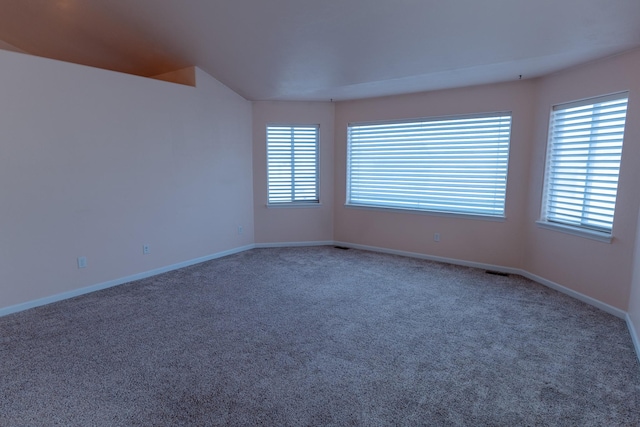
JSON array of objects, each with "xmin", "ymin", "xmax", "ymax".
[
  {"xmin": 0, "ymin": 51, "xmax": 254, "ymax": 311},
  {"xmin": 333, "ymin": 81, "xmax": 537, "ymax": 268},
  {"xmin": 329, "ymin": 50, "xmax": 640, "ymax": 314},
  {"xmin": 3, "ymin": 40, "xmax": 640, "ymax": 355},
  {"xmin": 252, "ymin": 101, "xmax": 335, "ymax": 244},
  {"xmin": 524, "ymin": 49, "xmax": 640, "ymax": 311},
  {"xmin": 629, "ymin": 211, "xmax": 640, "ymax": 356}
]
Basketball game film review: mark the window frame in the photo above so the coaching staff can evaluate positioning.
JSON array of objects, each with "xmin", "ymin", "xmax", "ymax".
[
  {"xmin": 539, "ymin": 92, "xmax": 629, "ymax": 242},
  {"xmin": 345, "ymin": 112, "xmax": 513, "ymax": 218},
  {"xmin": 266, "ymin": 124, "xmax": 320, "ymax": 206}
]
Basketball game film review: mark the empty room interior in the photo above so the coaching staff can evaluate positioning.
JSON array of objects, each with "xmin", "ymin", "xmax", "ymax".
[{"xmin": 2, "ymin": 0, "xmax": 640, "ymax": 425}]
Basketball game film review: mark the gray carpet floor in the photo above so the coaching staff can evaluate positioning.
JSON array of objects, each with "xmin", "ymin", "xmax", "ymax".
[{"xmin": 1, "ymin": 246, "xmax": 639, "ymax": 426}]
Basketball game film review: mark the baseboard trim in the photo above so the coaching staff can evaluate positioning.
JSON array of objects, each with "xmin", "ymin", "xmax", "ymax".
[
  {"xmin": 518, "ymin": 271, "xmax": 626, "ymax": 319},
  {"xmin": 333, "ymin": 241, "xmax": 523, "ymax": 275},
  {"xmin": 0, "ymin": 239, "xmax": 631, "ymax": 326},
  {"xmin": 627, "ymin": 314, "xmax": 640, "ymax": 364},
  {"xmin": 334, "ymin": 241, "xmax": 626, "ymax": 319},
  {"xmin": 0, "ymin": 244, "xmax": 256, "ymax": 318},
  {"xmin": 280, "ymin": 240, "xmax": 633, "ymax": 359},
  {"xmin": 255, "ymin": 241, "xmax": 334, "ymax": 249}
]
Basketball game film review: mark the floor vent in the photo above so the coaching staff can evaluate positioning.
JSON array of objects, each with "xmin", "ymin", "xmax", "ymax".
[
  {"xmin": 486, "ymin": 270, "xmax": 509, "ymax": 277},
  {"xmin": 334, "ymin": 246, "xmax": 350, "ymax": 250}
]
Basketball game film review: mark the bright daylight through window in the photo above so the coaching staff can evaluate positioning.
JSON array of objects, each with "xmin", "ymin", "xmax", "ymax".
[
  {"xmin": 347, "ymin": 113, "xmax": 512, "ymax": 217},
  {"xmin": 267, "ymin": 125, "xmax": 319, "ymax": 204},
  {"xmin": 541, "ymin": 93, "xmax": 628, "ymax": 235}
]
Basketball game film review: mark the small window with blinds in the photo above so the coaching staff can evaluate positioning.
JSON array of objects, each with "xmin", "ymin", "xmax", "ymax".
[
  {"xmin": 267, "ymin": 125, "xmax": 319, "ymax": 205},
  {"xmin": 541, "ymin": 93, "xmax": 628, "ymax": 236},
  {"xmin": 347, "ymin": 113, "xmax": 512, "ymax": 217}
]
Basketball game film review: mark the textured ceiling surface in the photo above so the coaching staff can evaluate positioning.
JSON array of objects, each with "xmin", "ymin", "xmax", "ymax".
[{"xmin": 0, "ymin": 0, "xmax": 639, "ymax": 101}]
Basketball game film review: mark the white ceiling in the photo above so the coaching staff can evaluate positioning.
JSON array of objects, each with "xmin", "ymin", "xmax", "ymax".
[{"xmin": 0, "ymin": 0, "xmax": 639, "ymax": 101}]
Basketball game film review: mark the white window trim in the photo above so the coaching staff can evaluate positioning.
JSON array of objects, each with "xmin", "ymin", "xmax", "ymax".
[
  {"xmin": 346, "ymin": 111, "xmax": 512, "ymax": 217},
  {"xmin": 266, "ymin": 202, "xmax": 323, "ymax": 209},
  {"xmin": 539, "ymin": 91, "xmax": 628, "ymax": 239},
  {"xmin": 266, "ymin": 123, "xmax": 320, "ymax": 205},
  {"xmin": 345, "ymin": 202, "xmax": 506, "ymax": 222},
  {"xmin": 536, "ymin": 220, "xmax": 613, "ymax": 243}
]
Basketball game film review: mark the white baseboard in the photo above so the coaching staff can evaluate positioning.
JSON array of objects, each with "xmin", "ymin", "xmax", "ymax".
[
  {"xmin": 518, "ymin": 271, "xmax": 626, "ymax": 319},
  {"xmin": 0, "ymin": 244, "xmax": 256, "ymax": 318},
  {"xmin": 333, "ymin": 241, "xmax": 523, "ymax": 275},
  {"xmin": 2, "ymin": 240, "xmax": 629, "ymax": 322},
  {"xmin": 0, "ymin": 239, "xmax": 632, "ymax": 334},
  {"xmin": 340, "ymin": 237, "xmax": 634, "ymax": 358},
  {"xmin": 255, "ymin": 241, "xmax": 334, "ymax": 249},
  {"xmin": 334, "ymin": 241, "xmax": 626, "ymax": 319},
  {"xmin": 627, "ymin": 314, "xmax": 640, "ymax": 364}
]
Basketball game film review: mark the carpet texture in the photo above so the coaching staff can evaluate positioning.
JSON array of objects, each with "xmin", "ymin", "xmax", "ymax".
[{"xmin": 1, "ymin": 246, "xmax": 639, "ymax": 426}]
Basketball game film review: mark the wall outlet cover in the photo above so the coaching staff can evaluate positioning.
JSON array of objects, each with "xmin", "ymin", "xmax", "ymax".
[{"xmin": 77, "ymin": 256, "xmax": 87, "ymax": 269}]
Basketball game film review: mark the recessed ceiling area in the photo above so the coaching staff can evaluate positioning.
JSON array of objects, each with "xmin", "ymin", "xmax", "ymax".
[{"xmin": 0, "ymin": 0, "xmax": 638, "ymax": 101}]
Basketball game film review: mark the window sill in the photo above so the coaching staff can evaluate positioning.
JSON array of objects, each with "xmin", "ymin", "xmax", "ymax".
[
  {"xmin": 344, "ymin": 203, "xmax": 506, "ymax": 222},
  {"xmin": 535, "ymin": 221, "xmax": 612, "ymax": 243},
  {"xmin": 267, "ymin": 202, "xmax": 322, "ymax": 209}
]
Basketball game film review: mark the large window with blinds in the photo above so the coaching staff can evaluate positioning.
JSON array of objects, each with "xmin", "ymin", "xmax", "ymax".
[
  {"xmin": 267, "ymin": 125, "xmax": 319, "ymax": 204},
  {"xmin": 541, "ymin": 93, "xmax": 628, "ymax": 236},
  {"xmin": 347, "ymin": 113, "xmax": 512, "ymax": 217}
]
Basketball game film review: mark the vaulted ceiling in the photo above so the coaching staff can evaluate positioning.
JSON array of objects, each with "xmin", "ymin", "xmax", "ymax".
[{"xmin": 0, "ymin": 0, "xmax": 638, "ymax": 101}]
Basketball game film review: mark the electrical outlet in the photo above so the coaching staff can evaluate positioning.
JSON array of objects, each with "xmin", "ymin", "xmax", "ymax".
[
  {"xmin": 143, "ymin": 244, "xmax": 150, "ymax": 255},
  {"xmin": 434, "ymin": 233, "xmax": 441, "ymax": 242},
  {"xmin": 77, "ymin": 256, "xmax": 87, "ymax": 269},
  {"xmin": 237, "ymin": 225, "xmax": 244, "ymax": 235}
]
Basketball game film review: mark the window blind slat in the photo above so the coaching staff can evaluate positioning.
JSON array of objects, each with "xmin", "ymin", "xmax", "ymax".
[
  {"xmin": 267, "ymin": 125, "xmax": 319, "ymax": 204},
  {"xmin": 542, "ymin": 94, "xmax": 628, "ymax": 233},
  {"xmin": 347, "ymin": 113, "xmax": 511, "ymax": 216}
]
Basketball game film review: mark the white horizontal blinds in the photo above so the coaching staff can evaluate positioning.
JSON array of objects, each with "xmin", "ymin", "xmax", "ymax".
[
  {"xmin": 267, "ymin": 125, "xmax": 319, "ymax": 204},
  {"xmin": 347, "ymin": 114, "xmax": 512, "ymax": 216},
  {"xmin": 544, "ymin": 94, "xmax": 628, "ymax": 233}
]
